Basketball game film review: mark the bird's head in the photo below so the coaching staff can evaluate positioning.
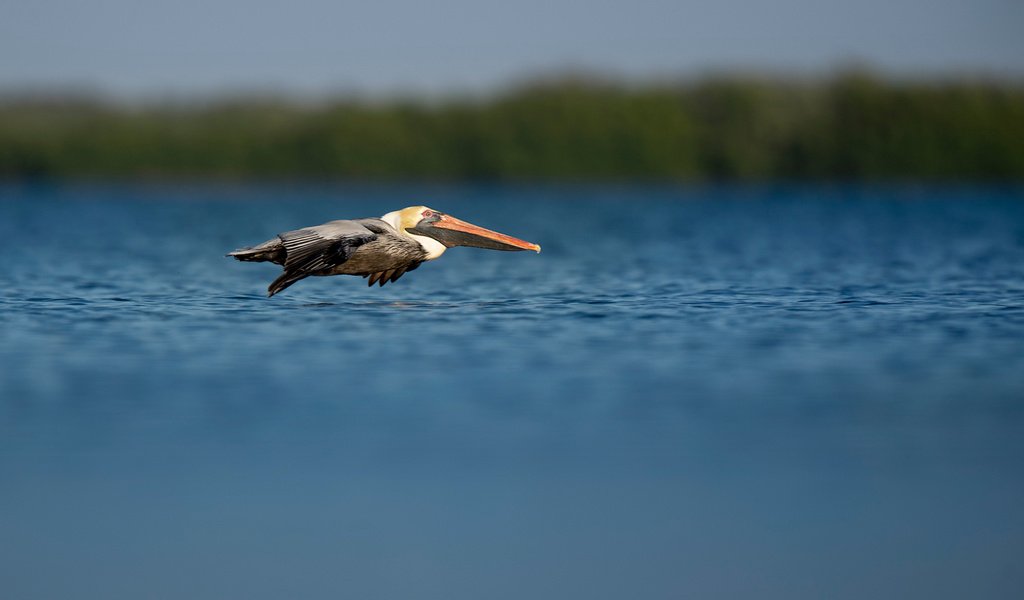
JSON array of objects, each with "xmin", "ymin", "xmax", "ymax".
[{"xmin": 384, "ymin": 206, "xmax": 541, "ymax": 259}]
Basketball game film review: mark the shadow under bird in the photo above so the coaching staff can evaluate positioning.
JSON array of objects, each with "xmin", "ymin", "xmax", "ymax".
[{"xmin": 228, "ymin": 206, "xmax": 541, "ymax": 296}]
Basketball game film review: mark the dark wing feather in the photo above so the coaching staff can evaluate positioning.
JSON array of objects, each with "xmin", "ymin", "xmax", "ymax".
[
  {"xmin": 267, "ymin": 221, "xmax": 377, "ymax": 296},
  {"xmin": 365, "ymin": 261, "xmax": 421, "ymax": 288}
]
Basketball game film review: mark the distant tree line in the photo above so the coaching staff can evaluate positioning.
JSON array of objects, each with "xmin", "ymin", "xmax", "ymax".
[{"xmin": 1, "ymin": 73, "xmax": 1022, "ymax": 180}]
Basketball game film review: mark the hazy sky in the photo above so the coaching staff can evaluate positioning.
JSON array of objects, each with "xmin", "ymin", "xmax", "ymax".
[{"xmin": 2, "ymin": 0, "xmax": 1022, "ymax": 96}]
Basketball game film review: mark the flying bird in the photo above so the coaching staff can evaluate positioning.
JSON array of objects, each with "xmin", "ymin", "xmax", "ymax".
[{"xmin": 228, "ymin": 206, "xmax": 541, "ymax": 296}]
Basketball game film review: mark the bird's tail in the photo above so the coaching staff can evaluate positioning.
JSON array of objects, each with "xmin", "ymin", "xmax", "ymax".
[{"xmin": 226, "ymin": 237, "xmax": 285, "ymax": 264}]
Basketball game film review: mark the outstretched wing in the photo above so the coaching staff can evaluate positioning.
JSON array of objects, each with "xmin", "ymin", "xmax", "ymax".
[{"xmin": 268, "ymin": 220, "xmax": 377, "ymax": 296}]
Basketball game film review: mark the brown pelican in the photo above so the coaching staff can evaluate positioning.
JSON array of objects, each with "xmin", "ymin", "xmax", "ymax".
[{"xmin": 228, "ymin": 206, "xmax": 541, "ymax": 296}]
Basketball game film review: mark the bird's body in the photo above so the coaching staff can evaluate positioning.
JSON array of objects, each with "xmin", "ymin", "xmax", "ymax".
[{"xmin": 228, "ymin": 206, "xmax": 540, "ymax": 296}]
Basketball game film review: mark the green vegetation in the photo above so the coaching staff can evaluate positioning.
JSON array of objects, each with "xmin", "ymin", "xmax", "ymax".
[{"xmin": 2, "ymin": 73, "xmax": 1023, "ymax": 180}]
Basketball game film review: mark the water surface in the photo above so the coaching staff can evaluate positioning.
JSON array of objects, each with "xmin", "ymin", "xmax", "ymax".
[{"xmin": 1, "ymin": 183, "xmax": 1023, "ymax": 599}]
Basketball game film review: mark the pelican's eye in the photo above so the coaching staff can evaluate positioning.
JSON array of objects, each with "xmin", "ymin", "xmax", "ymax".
[{"xmin": 422, "ymin": 210, "xmax": 435, "ymax": 218}]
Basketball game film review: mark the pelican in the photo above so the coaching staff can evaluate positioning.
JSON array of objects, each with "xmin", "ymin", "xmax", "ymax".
[{"xmin": 228, "ymin": 206, "xmax": 541, "ymax": 296}]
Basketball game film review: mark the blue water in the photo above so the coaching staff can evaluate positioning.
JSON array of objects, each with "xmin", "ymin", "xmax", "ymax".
[{"xmin": 2, "ymin": 183, "xmax": 1023, "ymax": 599}]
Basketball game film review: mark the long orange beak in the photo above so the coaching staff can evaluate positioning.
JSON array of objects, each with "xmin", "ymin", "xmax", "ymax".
[{"xmin": 430, "ymin": 214, "xmax": 541, "ymax": 252}]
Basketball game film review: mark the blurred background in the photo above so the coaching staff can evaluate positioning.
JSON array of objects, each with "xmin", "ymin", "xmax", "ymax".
[
  {"xmin": 1, "ymin": 0, "xmax": 1023, "ymax": 181},
  {"xmin": 2, "ymin": 2, "xmax": 1024, "ymax": 599}
]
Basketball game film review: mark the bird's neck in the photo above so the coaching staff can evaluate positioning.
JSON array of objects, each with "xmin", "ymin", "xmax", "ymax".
[{"xmin": 380, "ymin": 210, "xmax": 447, "ymax": 260}]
